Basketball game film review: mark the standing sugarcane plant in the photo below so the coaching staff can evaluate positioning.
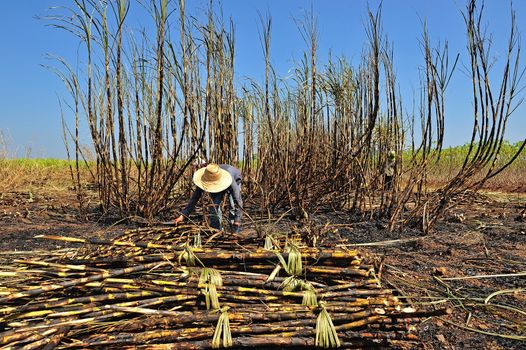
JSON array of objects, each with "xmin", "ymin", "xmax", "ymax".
[
  {"xmin": 53, "ymin": 0, "xmax": 238, "ymax": 219},
  {"xmin": 53, "ymin": 0, "xmax": 524, "ymax": 233},
  {"xmin": 404, "ymin": 0, "xmax": 525, "ymax": 233}
]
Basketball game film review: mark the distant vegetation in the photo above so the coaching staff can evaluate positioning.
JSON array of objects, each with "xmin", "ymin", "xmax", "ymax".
[
  {"xmin": 411, "ymin": 141, "xmax": 526, "ymax": 191},
  {"xmin": 1, "ymin": 158, "xmax": 75, "ymax": 168},
  {"xmin": 1, "ymin": 140, "xmax": 524, "ymax": 196}
]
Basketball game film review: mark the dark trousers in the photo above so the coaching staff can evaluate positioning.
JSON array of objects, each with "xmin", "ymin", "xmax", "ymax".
[{"xmin": 208, "ymin": 188, "xmax": 239, "ymax": 231}]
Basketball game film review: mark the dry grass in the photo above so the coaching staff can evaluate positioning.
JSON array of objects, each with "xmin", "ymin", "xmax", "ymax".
[
  {"xmin": 424, "ymin": 143, "xmax": 526, "ymax": 193},
  {"xmin": 0, "ymin": 159, "xmax": 76, "ymax": 193}
]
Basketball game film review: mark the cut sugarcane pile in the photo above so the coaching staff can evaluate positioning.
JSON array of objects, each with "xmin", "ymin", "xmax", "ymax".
[{"xmin": 0, "ymin": 224, "xmax": 446, "ymax": 349}]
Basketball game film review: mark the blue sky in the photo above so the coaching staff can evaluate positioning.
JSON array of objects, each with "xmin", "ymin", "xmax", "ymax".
[{"xmin": 0, "ymin": 0, "xmax": 524, "ymax": 158}]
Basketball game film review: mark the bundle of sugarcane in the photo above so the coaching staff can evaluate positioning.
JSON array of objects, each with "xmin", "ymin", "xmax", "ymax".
[{"xmin": 0, "ymin": 224, "xmax": 447, "ymax": 349}]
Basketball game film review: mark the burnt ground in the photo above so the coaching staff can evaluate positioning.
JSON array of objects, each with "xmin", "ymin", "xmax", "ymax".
[
  {"xmin": 0, "ymin": 189, "xmax": 127, "ymax": 252},
  {"xmin": 310, "ymin": 193, "xmax": 526, "ymax": 349},
  {"xmin": 0, "ymin": 186, "xmax": 525, "ymax": 349}
]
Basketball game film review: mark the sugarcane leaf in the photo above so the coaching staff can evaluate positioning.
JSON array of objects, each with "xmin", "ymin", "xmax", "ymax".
[
  {"xmin": 302, "ymin": 288, "xmax": 318, "ymax": 306},
  {"xmin": 264, "ymin": 234, "xmax": 274, "ymax": 250},
  {"xmin": 212, "ymin": 307, "xmax": 232, "ymax": 348},
  {"xmin": 316, "ymin": 304, "xmax": 341, "ymax": 348},
  {"xmin": 484, "ymin": 288, "xmax": 525, "ymax": 304},
  {"xmin": 199, "ymin": 267, "xmax": 223, "ymax": 286},
  {"xmin": 280, "ymin": 275, "xmax": 302, "ymax": 292},
  {"xmin": 266, "ymin": 264, "xmax": 281, "ymax": 283},
  {"xmin": 193, "ymin": 232, "xmax": 202, "ymax": 248},
  {"xmin": 288, "ymin": 244, "xmax": 303, "ymax": 276},
  {"xmin": 274, "ymin": 251, "xmax": 289, "ymax": 274}
]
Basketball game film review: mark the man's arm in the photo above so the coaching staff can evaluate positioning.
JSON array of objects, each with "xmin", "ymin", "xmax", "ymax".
[{"xmin": 181, "ymin": 188, "xmax": 203, "ymax": 218}]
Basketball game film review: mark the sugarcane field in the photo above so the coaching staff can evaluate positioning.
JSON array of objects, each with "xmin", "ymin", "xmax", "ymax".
[{"xmin": 1, "ymin": 0, "xmax": 526, "ymax": 349}]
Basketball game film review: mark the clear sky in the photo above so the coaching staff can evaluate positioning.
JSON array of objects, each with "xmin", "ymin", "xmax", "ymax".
[{"xmin": 0, "ymin": 0, "xmax": 524, "ymax": 158}]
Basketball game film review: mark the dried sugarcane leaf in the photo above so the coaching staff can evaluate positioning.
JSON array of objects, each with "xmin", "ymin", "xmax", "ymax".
[
  {"xmin": 212, "ymin": 307, "xmax": 232, "ymax": 348},
  {"xmin": 316, "ymin": 304, "xmax": 341, "ymax": 348},
  {"xmin": 302, "ymin": 289, "xmax": 318, "ymax": 307}
]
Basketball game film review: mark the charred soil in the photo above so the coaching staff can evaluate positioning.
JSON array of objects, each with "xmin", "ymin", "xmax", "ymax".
[{"xmin": 0, "ymin": 186, "xmax": 524, "ymax": 349}]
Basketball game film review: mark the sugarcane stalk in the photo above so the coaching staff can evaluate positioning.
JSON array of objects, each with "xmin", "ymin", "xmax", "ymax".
[
  {"xmin": 385, "ymin": 307, "xmax": 451, "ymax": 318},
  {"xmin": 1, "ymin": 310, "xmax": 127, "ymax": 335},
  {"xmin": 0, "ymin": 262, "xmax": 170, "ymax": 303},
  {"xmin": 17, "ymin": 329, "xmax": 62, "ymax": 350},
  {"xmin": 101, "ymin": 309, "xmax": 322, "ymax": 333},
  {"xmin": 70, "ymin": 309, "xmax": 394, "ymax": 348},
  {"xmin": 0, "ymin": 327, "xmax": 58, "ymax": 347},
  {"xmin": 340, "ymin": 330, "xmax": 419, "ymax": 341},
  {"xmin": 318, "ymin": 279, "xmax": 380, "ymax": 292},
  {"xmin": 41, "ymin": 326, "xmax": 70, "ymax": 350},
  {"xmin": 0, "ymin": 291, "xmax": 159, "ymax": 316},
  {"xmin": 13, "ymin": 259, "xmax": 104, "ymax": 272},
  {"xmin": 124, "ymin": 336, "xmax": 384, "ymax": 349},
  {"xmin": 335, "ymin": 315, "xmax": 384, "ymax": 331}
]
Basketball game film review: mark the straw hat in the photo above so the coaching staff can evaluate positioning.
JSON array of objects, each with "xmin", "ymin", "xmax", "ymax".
[{"xmin": 193, "ymin": 164, "xmax": 232, "ymax": 193}]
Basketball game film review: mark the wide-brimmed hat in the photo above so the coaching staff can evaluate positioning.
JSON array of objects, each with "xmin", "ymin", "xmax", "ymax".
[{"xmin": 193, "ymin": 164, "xmax": 232, "ymax": 193}]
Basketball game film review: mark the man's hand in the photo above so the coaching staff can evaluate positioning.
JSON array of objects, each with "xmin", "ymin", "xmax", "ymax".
[{"xmin": 174, "ymin": 215, "xmax": 184, "ymax": 224}]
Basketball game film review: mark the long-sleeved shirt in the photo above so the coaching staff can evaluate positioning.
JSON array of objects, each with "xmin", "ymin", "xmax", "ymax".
[{"xmin": 181, "ymin": 164, "xmax": 243, "ymax": 222}]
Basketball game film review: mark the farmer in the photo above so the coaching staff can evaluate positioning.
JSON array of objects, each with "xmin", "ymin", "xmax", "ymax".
[
  {"xmin": 175, "ymin": 163, "xmax": 243, "ymax": 233},
  {"xmin": 384, "ymin": 150, "xmax": 396, "ymax": 190}
]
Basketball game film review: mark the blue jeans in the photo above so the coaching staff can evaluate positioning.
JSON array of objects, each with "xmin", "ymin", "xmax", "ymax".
[{"xmin": 209, "ymin": 190, "xmax": 238, "ymax": 231}]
